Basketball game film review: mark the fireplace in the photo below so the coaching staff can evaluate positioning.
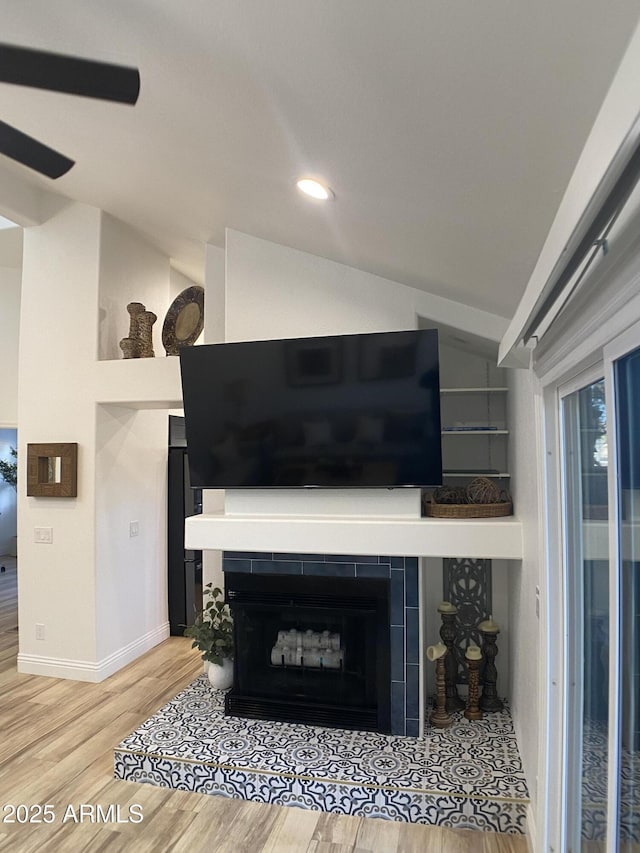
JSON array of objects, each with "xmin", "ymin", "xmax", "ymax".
[
  {"xmin": 225, "ymin": 571, "xmax": 390, "ymax": 732},
  {"xmin": 222, "ymin": 552, "xmax": 420, "ymax": 736}
]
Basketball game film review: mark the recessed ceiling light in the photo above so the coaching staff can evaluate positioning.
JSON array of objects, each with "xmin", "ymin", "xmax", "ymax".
[{"xmin": 296, "ymin": 178, "xmax": 333, "ymax": 200}]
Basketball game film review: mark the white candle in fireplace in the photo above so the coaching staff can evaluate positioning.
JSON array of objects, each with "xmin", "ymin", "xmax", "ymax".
[{"xmin": 271, "ymin": 646, "xmax": 284, "ymax": 666}]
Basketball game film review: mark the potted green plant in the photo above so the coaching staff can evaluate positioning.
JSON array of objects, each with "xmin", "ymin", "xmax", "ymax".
[
  {"xmin": 0, "ymin": 447, "xmax": 18, "ymax": 558},
  {"xmin": 183, "ymin": 583, "xmax": 234, "ymax": 690},
  {"xmin": 0, "ymin": 447, "xmax": 17, "ymax": 489}
]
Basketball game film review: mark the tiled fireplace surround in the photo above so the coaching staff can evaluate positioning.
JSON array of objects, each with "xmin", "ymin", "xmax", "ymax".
[{"xmin": 221, "ymin": 550, "xmax": 421, "ymax": 736}]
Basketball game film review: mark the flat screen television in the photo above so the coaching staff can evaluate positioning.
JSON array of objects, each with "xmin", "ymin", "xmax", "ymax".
[{"xmin": 179, "ymin": 328, "xmax": 442, "ymax": 489}]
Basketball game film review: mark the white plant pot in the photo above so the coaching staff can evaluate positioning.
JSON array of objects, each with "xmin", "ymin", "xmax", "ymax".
[{"xmin": 206, "ymin": 658, "xmax": 233, "ymax": 690}]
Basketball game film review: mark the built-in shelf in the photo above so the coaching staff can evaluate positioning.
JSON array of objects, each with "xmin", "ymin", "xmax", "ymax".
[
  {"xmin": 94, "ymin": 356, "xmax": 183, "ymax": 409},
  {"xmin": 442, "ymin": 429, "xmax": 509, "ymax": 435},
  {"xmin": 186, "ymin": 512, "xmax": 524, "ymax": 560},
  {"xmin": 439, "ymin": 367, "xmax": 510, "ymax": 490},
  {"xmin": 443, "ymin": 471, "xmax": 511, "ymax": 479},
  {"xmin": 440, "ymin": 387, "xmax": 508, "ymax": 394}
]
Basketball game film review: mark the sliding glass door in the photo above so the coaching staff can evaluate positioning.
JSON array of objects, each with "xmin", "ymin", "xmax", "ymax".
[
  {"xmin": 561, "ymin": 374, "xmax": 609, "ymax": 849},
  {"xmin": 560, "ymin": 327, "xmax": 640, "ymax": 850},
  {"xmin": 610, "ymin": 342, "xmax": 640, "ymax": 850}
]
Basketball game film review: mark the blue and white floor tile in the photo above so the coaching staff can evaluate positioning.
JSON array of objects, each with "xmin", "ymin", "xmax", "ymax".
[{"xmin": 114, "ymin": 675, "xmax": 529, "ymax": 834}]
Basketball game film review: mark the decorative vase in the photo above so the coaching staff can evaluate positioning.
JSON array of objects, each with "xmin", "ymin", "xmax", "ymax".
[
  {"xmin": 137, "ymin": 310, "xmax": 157, "ymax": 357},
  {"xmin": 119, "ymin": 337, "xmax": 140, "ymax": 358},
  {"xmin": 207, "ymin": 658, "xmax": 233, "ymax": 690},
  {"xmin": 119, "ymin": 302, "xmax": 156, "ymax": 358}
]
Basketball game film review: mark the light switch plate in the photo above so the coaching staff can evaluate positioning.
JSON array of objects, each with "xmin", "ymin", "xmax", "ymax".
[{"xmin": 34, "ymin": 527, "xmax": 53, "ymax": 544}]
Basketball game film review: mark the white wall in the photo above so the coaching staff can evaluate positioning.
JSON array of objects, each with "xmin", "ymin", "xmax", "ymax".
[
  {"xmin": 0, "ymin": 252, "xmax": 20, "ymax": 553},
  {"xmin": 18, "ymin": 203, "xmax": 102, "ymax": 667},
  {"xmin": 507, "ymin": 365, "xmax": 541, "ymax": 818},
  {"xmin": 18, "ymin": 203, "xmax": 172, "ymax": 679},
  {"xmin": 0, "ymin": 428, "xmax": 17, "ymax": 555},
  {"xmin": 95, "ymin": 406, "xmax": 168, "ymax": 660},
  {"xmin": 225, "ymin": 229, "xmax": 507, "ymax": 343},
  {"xmin": 0, "ymin": 263, "xmax": 21, "ymax": 428},
  {"xmin": 169, "ymin": 266, "xmax": 195, "ymax": 301},
  {"xmin": 204, "ymin": 244, "xmax": 225, "ymax": 345}
]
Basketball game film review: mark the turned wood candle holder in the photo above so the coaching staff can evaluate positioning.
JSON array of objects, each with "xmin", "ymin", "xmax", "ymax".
[
  {"xmin": 478, "ymin": 618, "xmax": 504, "ymax": 713},
  {"xmin": 437, "ymin": 601, "xmax": 464, "ymax": 712},
  {"xmin": 427, "ymin": 643, "xmax": 452, "ymax": 729},
  {"xmin": 464, "ymin": 645, "xmax": 483, "ymax": 720}
]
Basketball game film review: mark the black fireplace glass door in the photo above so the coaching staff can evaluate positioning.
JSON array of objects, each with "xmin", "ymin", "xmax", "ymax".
[
  {"xmin": 234, "ymin": 602, "xmax": 377, "ymax": 709},
  {"xmin": 226, "ymin": 572, "xmax": 391, "ymax": 732}
]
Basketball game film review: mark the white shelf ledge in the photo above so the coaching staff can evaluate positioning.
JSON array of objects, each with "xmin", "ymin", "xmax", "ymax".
[
  {"xmin": 440, "ymin": 387, "xmax": 508, "ymax": 394},
  {"xmin": 442, "ymin": 429, "xmax": 509, "ymax": 435},
  {"xmin": 443, "ymin": 472, "xmax": 511, "ymax": 478},
  {"xmin": 185, "ymin": 512, "xmax": 523, "ymax": 560},
  {"xmin": 94, "ymin": 357, "xmax": 183, "ymax": 409}
]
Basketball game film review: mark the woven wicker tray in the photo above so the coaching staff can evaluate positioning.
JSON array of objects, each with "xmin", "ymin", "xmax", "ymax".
[{"xmin": 424, "ymin": 500, "xmax": 513, "ymax": 518}]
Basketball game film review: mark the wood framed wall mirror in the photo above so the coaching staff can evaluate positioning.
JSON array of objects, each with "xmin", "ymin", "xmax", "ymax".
[{"xmin": 26, "ymin": 442, "xmax": 78, "ymax": 497}]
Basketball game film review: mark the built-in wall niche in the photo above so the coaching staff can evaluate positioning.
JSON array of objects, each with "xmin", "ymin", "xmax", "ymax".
[
  {"xmin": 438, "ymin": 342, "xmax": 510, "ymax": 488},
  {"xmin": 26, "ymin": 442, "xmax": 78, "ymax": 497},
  {"xmin": 423, "ymin": 340, "xmax": 511, "ymax": 700},
  {"xmin": 96, "ymin": 215, "xmax": 208, "ymax": 362}
]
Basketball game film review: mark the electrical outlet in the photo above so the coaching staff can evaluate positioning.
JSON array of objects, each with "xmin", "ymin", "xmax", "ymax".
[
  {"xmin": 34, "ymin": 527, "xmax": 53, "ymax": 544},
  {"xmin": 129, "ymin": 520, "xmax": 139, "ymax": 538},
  {"xmin": 36, "ymin": 623, "xmax": 45, "ymax": 640}
]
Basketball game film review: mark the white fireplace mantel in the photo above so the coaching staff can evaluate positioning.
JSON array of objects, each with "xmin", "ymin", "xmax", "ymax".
[{"xmin": 185, "ymin": 512, "xmax": 523, "ymax": 560}]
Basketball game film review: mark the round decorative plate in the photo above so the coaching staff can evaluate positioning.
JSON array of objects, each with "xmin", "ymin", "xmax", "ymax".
[{"xmin": 162, "ymin": 285, "xmax": 205, "ymax": 355}]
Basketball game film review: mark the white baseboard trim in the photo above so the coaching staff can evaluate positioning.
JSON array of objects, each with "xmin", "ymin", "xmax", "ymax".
[
  {"xmin": 17, "ymin": 622, "xmax": 170, "ymax": 683},
  {"xmin": 526, "ymin": 802, "xmax": 537, "ymax": 853}
]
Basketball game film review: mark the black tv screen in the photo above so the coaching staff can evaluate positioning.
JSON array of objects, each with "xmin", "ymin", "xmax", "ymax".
[{"xmin": 179, "ymin": 329, "xmax": 442, "ymax": 489}]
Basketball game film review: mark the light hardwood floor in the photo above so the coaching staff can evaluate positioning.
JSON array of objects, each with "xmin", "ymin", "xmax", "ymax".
[{"xmin": 0, "ymin": 558, "xmax": 529, "ymax": 852}]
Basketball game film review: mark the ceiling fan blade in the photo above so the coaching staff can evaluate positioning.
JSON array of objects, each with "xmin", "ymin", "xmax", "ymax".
[
  {"xmin": 0, "ymin": 43, "xmax": 140, "ymax": 104},
  {"xmin": 0, "ymin": 120, "xmax": 74, "ymax": 178}
]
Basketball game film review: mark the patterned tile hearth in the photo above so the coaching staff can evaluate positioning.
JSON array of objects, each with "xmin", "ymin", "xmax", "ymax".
[{"xmin": 114, "ymin": 676, "xmax": 529, "ymax": 834}]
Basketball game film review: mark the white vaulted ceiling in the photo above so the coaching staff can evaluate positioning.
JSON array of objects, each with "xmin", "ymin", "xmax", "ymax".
[{"xmin": 0, "ymin": 1, "xmax": 639, "ymax": 317}]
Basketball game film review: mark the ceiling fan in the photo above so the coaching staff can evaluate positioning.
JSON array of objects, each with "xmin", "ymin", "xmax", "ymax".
[{"xmin": 0, "ymin": 43, "xmax": 140, "ymax": 179}]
